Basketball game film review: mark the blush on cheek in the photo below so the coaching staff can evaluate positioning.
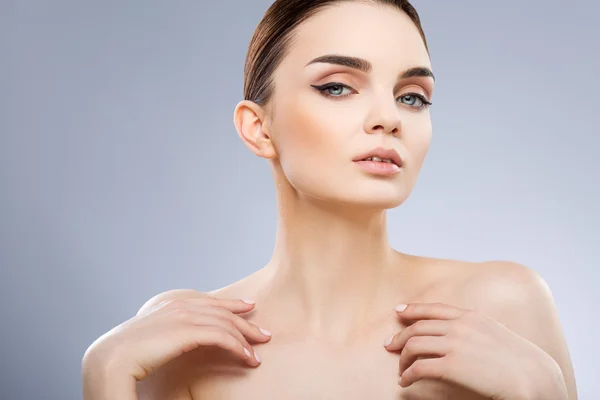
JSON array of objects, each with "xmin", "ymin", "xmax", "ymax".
[
  {"xmin": 284, "ymin": 102, "xmax": 332, "ymax": 156},
  {"xmin": 273, "ymin": 91, "xmax": 368, "ymax": 197}
]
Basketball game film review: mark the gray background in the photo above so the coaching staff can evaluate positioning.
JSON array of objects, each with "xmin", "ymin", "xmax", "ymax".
[{"xmin": 1, "ymin": 0, "xmax": 598, "ymax": 398}]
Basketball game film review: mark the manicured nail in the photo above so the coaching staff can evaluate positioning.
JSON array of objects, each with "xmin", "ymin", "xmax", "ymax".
[
  {"xmin": 242, "ymin": 299, "xmax": 255, "ymax": 305},
  {"xmin": 244, "ymin": 348, "xmax": 251, "ymax": 358},
  {"xmin": 254, "ymin": 350, "xmax": 261, "ymax": 363},
  {"xmin": 395, "ymin": 304, "xmax": 407, "ymax": 312},
  {"xmin": 259, "ymin": 327, "xmax": 271, "ymax": 336},
  {"xmin": 384, "ymin": 335, "xmax": 393, "ymax": 347}
]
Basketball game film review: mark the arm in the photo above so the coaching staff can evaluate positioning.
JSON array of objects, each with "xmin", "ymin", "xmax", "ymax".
[{"xmin": 82, "ymin": 350, "xmax": 138, "ymax": 400}]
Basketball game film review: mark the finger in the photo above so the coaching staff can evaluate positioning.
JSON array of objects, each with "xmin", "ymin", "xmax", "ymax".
[
  {"xmin": 181, "ymin": 325, "xmax": 260, "ymax": 367},
  {"xmin": 385, "ymin": 320, "xmax": 448, "ymax": 351},
  {"xmin": 191, "ymin": 305, "xmax": 272, "ymax": 343},
  {"xmin": 399, "ymin": 357, "xmax": 448, "ymax": 388},
  {"xmin": 397, "ymin": 336, "xmax": 451, "ymax": 377},
  {"xmin": 178, "ymin": 297, "xmax": 258, "ymax": 314},
  {"xmin": 395, "ymin": 302, "xmax": 469, "ymax": 321},
  {"xmin": 190, "ymin": 314, "xmax": 259, "ymax": 364}
]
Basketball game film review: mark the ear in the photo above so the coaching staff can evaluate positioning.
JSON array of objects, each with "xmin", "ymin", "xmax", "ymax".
[{"xmin": 233, "ymin": 100, "xmax": 277, "ymax": 159}]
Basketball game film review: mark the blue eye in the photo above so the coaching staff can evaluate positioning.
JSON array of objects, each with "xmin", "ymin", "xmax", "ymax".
[
  {"xmin": 310, "ymin": 82, "xmax": 432, "ymax": 110},
  {"xmin": 311, "ymin": 82, "xmax": 356, "ymax": 98},
  {"xmin": 317, "ymin": 83, "xmax": 353, "ymax": 97},
  {"xmin": 398, "ymin": 93, "xmax": 432, "ymax": 109}
]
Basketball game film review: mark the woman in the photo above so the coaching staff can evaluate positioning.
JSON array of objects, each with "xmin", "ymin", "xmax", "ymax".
[{"xmin": 82, "ymin": 0, "xmax": 578, "ymax": 399}]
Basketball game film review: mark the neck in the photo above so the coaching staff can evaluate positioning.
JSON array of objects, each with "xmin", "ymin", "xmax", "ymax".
[{"xmin": 256, "ymin": 169, "xmax": 412, "ymax": 342}]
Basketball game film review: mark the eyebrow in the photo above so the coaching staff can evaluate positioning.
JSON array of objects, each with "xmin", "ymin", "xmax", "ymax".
[{"xmin": 305, "ymin": 54, "xmax": 435, "ymax": 82}]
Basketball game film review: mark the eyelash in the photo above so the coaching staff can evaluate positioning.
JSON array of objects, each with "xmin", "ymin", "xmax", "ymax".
[{"xmin": 310, "ymin": 82, "xmax": 432, "ymax": 110}]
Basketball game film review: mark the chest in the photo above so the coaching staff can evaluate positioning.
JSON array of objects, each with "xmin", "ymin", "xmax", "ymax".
[
  {"xmin": 189, "ymin": 310, "xmax": 482, "ymax": 399},
  {"xmin": 190, "ymin": 340, "xmax": 481, "ymax": 400},
  {"xmin": 189, "ymin": 266, "xmax": 487, "ymax": 399}
]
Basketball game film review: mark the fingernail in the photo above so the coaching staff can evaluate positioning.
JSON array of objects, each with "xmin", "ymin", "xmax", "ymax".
[
  {"xmin": 395, "ymin": 304, "xmax": 407, "ymax": 312},
  {"xmin": 242, "ymin": 299, "xmax": 255, "ymax": 305},
  {"xmin": 244, "ymin": 348, "xmax": 251, "ymax": 358},
  {"xmin": 259, "ymin": 327, "xmax": 271, "ymax": 336},
  {"xmin": 384, "ymin": 335, "xmax": 393, "ymax": 347},
  {"xmin": 254, "ymin": 350, "xmax": 261, "ymax": 363}
]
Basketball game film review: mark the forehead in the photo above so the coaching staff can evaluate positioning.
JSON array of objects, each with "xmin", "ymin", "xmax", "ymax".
[{"xmin": 278, "ymin": 2, "xmax": 431, "ymax": 76}]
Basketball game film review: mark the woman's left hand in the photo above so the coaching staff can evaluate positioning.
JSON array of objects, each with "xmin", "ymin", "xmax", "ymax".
[{"xmin": 384, "ymin": 302, "xmax": 567, "ymax": 400}]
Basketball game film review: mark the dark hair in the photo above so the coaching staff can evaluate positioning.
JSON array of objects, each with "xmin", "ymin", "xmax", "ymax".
[{"xmin": 243, "ymin": 0, "xmax": 429, "ymax": 107}]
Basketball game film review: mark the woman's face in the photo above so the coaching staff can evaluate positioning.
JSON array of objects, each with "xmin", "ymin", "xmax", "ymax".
[{"xmin": 258, "ymin": 2, "xmax": 434, "ymax": 209}]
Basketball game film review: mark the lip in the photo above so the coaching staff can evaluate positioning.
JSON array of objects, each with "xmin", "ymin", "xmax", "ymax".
[{"xmin": 352, "ymin": 146, "xmax": 403, "ymax": 168}]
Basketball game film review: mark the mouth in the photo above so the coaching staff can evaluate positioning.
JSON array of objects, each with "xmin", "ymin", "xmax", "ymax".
[{"xmin": 352, "ymin": 146, "xmax": 403, "ymax": 168}]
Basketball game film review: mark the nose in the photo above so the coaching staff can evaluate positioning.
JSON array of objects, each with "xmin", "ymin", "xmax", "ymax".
[{"xmin": 363, "ymin": 95, "xmax": 402, "ymax": 137}]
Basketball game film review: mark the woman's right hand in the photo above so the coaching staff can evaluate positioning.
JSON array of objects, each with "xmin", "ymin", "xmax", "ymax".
[{"xmin": 83, "ymin": 294, "xmax": 271, "ymax": 385}]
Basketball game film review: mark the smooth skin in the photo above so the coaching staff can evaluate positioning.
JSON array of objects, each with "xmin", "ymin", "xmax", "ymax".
[
  {"xmin": 81, "ymin": 294, "xmax": 271, "ymax": 399},
  {"xmin": 82, "ymin": 2, "xmax": 577, "ymax": 399}
]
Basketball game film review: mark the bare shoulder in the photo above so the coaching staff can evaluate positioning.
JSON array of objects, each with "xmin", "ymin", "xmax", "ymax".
[
  {"xmin": 137, "ymin": 270, "xmax": 261, "ymax": 315},
  {"xmin": 412, "ymin": 255, "xmax": 553, "ymax": 308},
  {"xmin": 457, "ymin": 260, "xmax": 578, "ymax": 399},
  {"xmin": 457, "ymin": 260, "xmax": 556, "ymax": 317},
  {"xmin": 450, "ymin": 259, "xmax": 563, "ymax": 333},
  {"xmin": 134, "ymin": 281, "xmax": 259, "ymax": 399}
]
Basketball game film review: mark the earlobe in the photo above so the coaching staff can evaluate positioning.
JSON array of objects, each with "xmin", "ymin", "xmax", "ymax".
[{"xmin": 233, "ymin": 100, "xmax": 277, "ymax": 159}]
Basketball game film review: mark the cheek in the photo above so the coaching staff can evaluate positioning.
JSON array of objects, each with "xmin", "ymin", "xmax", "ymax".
[
  {"xmin": 404, "ymin": 120, "xmax": 432, "ymax": 174},
  {"xmin": 270, "ymin": 94, "xmax": 363, "ymax": 198},
  {"xmin": 275, "ymin": 96, "xmax": 348, "ymax": 171},
  {"xmin": 415, "ymin": 121, "xmax": 432, "ymax": 160}
]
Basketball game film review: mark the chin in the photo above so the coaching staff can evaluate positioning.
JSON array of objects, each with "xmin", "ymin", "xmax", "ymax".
[
  {"xmin": 314, "ymin": 190, "xmax": 407, "ymax": 211},
  {"xmin": 289, "ymin": 175, "xmax": 408, "ymax": 209},
  {"xmin": 352, "ymin": 196, "xmax": 406, "ymax": 210},
  {"xmin": 346, "ymin": 184, "xmax": 408, "ymax": 208}
]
